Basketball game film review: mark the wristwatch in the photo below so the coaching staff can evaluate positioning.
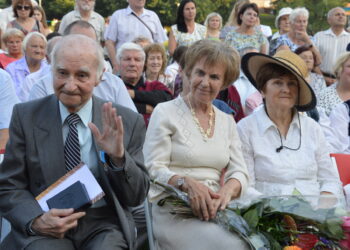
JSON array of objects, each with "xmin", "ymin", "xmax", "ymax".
[{"xmin": 176, "ymin": 177, "xmax": 185, "ymax": 191}]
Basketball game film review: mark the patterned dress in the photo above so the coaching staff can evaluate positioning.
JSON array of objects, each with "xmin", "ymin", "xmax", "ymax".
[
  {"xmin": 171, "ymin": 23, "xmax": 206, "ymax": 47},
  {"xmin": 224, "ymin": 29, "xmax": 266, "ymax": 52}
]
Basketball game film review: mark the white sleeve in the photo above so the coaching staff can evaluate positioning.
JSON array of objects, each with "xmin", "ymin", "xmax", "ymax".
[
  {"xmin": 143, "ymin": 104, "xmax": 176, "ymax": 184},
  {"xmin": 0, "ymin": 70, "xmax": 19, "ymax": 129},
  {"xmin": 225, "ymin": 116, "xmax": 249, "ymax": 196},
  {"xmin": 313, "ymin": 120, "xmax": 343, "ymax": 195},
  {"xmin": 329, "ymin": 103, "xmax": 350, "ymax": 154},
  {"xmin": 237, "ymin": 120, "xmax": 256, "ymax": 188},
  {"xmin": 28, "ymin": 77, "xmax": 53, "ymax": 101}
]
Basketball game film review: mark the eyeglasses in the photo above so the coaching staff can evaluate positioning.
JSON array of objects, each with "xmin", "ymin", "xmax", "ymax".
[{"xmin": 16, "ymin": 5, "xmax": 31, "ymax": 11}]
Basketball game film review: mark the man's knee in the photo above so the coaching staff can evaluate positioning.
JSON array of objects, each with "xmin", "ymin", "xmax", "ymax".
[{"xmin": 25, "ymin": 237, "xmax": 75, "ymax": 250}]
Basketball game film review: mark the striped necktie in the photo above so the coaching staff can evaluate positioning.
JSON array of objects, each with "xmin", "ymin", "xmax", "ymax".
[{"xmin": 64, "ymin": 113, "xmax": 81, "ymax": 171}]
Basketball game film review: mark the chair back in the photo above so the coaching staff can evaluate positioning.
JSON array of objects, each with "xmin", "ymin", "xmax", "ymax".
[{"xmin": 331, "ymin": 153, "xmax": 350, "ymax": 186}]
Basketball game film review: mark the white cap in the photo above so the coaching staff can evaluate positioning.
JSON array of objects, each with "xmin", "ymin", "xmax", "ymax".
[{"xmin": 275, "ymin": 7, "xmax": 293, "ymax": 29}]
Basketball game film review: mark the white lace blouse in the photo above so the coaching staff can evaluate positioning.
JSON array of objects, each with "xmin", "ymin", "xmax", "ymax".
[{"xmin": 237, "ymin": 107, "xmax": 342, "ymax": 197}]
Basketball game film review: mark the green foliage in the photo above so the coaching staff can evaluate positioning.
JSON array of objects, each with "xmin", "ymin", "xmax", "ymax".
[
  {"xmin": 272, "ymin": 0, "xmax": 348, "ymax": 34},
  {"xmin": 43, "ymin": 0, "xmax": 75, "ymax": 20},
  {"xmin": 147, "ymin": 0, "xmax": 236, "ymax": 26}
]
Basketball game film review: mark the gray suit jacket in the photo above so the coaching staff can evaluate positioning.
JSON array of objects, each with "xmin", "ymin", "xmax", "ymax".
[{"xmin": 0, "ymin": 95, "xmax": 149, "ymax": 249}]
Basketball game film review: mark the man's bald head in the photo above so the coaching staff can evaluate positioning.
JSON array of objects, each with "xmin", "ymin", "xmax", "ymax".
[{"xmin": 63, "ymin": 20, "xmax": 98, "ymax": 41}]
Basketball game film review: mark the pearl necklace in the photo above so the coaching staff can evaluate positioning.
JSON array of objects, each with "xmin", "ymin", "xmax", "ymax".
[{"xmin": 187, "ymin": 97, "xmax": 214, "ymax": 142}]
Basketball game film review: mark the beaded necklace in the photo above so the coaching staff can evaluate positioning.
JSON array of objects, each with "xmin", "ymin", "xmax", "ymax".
[{"xmin": 187, "ymin": 97, "xmax": 214, "ymax": 142}]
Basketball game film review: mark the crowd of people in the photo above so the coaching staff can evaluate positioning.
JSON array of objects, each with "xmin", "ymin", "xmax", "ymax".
[{"xmin": 0, "ymin": 0, "xmax": 350, "ymax": 249}]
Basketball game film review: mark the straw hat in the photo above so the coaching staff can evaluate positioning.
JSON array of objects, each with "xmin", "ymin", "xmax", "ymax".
[
  {"xmin": 241, "ymin": 50, "xmax": 316, "ymax": 112},
  {"xmin": 275, "ymin": 7, "xmax": 293, "ymax": 29}
]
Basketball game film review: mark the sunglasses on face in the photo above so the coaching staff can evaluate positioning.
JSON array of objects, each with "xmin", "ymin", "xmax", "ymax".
[{"xmin": 16, "ymin": 5, "xmax": 31, "ymax": 11}]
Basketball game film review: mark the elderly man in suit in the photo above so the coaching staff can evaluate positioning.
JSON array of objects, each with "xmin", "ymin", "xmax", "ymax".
[{"xmin": 0, "ymin": 34, "xmax": 149, "ymax": 249}]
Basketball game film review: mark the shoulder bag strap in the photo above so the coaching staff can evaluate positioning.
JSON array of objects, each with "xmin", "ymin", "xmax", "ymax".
[{"xmin": 131, "ymin": 12, "xmax": 155, "ymax": 41}]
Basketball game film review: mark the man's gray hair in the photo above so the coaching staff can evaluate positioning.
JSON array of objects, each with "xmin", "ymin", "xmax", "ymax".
[
  {"xmin": 51, "ymin": 34, "xmax": 105, "ymax": 81},
  {"xmin": 289, "ymin": 7, "xmax": 309, "ymax": 24},
  {"xmin": 22, "ymin": 31, "xmax": 47, "ymax": 52},
  {"xmin": 327, "ymin": 7, "xmax": 344, "ymax": 19},
  {"xmin": 116, "ymin": 42, "xmax": 146, "ymax": 64}
]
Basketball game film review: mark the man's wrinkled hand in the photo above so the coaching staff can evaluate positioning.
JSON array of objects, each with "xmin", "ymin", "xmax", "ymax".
[{"xmin": 31, "ymin": 208, "xmax": 85, "ymax": 238}]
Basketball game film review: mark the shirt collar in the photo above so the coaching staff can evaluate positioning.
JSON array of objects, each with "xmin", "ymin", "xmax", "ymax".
[
  {"xmin": 126, "ymin": 5, "xmax": 147, "ymax": 16},
  {"xmin": 73, "ymin": 10, "xmax": 97, "ymax": 19},
  {"xmin": 325, "ymin": 28, "xmax": 348, "ymax": 36},
  {"xmin": 256, "ymin": 106, "xmax": 300, "ymax": 135},
  {"xmin": 59, "ymin": 98, "xmax": 93, "ymax": 128}
]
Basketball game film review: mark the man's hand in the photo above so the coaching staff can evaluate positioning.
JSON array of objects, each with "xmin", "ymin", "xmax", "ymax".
[
  {"xmin": 89, "ymin": 102, "xmax": 125, "ymax": 164},
  {"xmin": 31, "ymin": 208, "xmax": 85, "ymax": 238},
  {"xmin": 128, "ymin": 89, "xmax": 135, "ymax": 99}
]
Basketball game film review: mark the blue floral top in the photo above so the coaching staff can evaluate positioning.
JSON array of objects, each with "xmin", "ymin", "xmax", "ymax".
[
  {"xmin": 224, "ymin": 29, "xmax": 266, "ymax": 52},
  {"xmin": 270, "ymin": 34, "xmax": 315, "ymax": 55}
]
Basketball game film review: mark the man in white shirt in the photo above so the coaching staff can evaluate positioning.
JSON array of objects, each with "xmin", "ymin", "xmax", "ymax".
[
  {"xmin": 58, "ymin": 0, "xmax": 105, "ymax": 43},
  {"xmin": 104, "ymin": 0, "xmax": 167, "ymax": 73},
  {"xmin": 314, "ymin": 7, "xmax": 350, "ymax": 85}
]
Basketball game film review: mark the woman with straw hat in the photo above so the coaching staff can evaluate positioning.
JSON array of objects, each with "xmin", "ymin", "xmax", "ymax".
[{"xmin": 237, "ymin": 50, "xmax": 342, "ymax": 199}]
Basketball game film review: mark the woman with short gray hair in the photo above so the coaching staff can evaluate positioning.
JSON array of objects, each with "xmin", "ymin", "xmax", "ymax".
[
  {"xmin": 5, "ymin": 31, "xmax": 48, "ymax": 101},
  {"xmin": 270, "ymin": 7, "xmax": 321, "ymax": 65}
]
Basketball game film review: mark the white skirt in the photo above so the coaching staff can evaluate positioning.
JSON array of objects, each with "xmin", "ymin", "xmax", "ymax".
[{"xmin": 151, "ymin": 202, "xmax": 250, "ymax": 250}]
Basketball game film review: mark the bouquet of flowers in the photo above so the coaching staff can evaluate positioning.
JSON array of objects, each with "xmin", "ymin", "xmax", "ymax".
[{"xmin": 153, "ymin": 180, "xmax": 347, "ymax": 250}]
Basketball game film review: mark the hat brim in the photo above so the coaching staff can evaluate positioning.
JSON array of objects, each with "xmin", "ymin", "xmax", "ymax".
[{"xmin": 241, "ymin": 52, "xmax": 316, "ymax": 112}]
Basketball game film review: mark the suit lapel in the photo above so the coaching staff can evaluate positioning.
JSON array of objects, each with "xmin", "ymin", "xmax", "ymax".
[{"xmin": 34, "ymin": 95, "xmax": 66, "ymax": 185}]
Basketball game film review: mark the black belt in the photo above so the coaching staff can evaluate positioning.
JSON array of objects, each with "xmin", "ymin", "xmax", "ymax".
[{"xmin": 322, "ymin": 72, "xmax": 336, "ymax": 79}]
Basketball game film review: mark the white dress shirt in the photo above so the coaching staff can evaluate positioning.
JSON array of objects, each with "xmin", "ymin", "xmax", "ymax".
[
  {"xmin": 237, "ymin": 107, "xmax": 342, "ymax": 197},
  {"xmin": 28, "ymin": 71, "xmax": 137, "ymax": 112},
  {"xmin": 314, "ymin": 28, "xmax": 350, "ymax": 74},
  {"xmin": 104, "ymin": 6, "xmax": 167, "ymax": 49},
  {"xmin": 329, "ymin": 102, "xmax": 350, "ymax": 154},
  {"xmin": 0, "ymin": 69, "xmax": 19, "ymax": 129},
  {"xmin": 20, "ymin": 64, "xmax": 51, "ymax": 102}
]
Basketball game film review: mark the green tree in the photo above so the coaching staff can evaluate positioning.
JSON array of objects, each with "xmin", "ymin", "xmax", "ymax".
[
  {"xmin": 147, "ymin": 0, "xmax": 236, "ymax": 26},
  {"xmin": 43, "ymin": 0, "xmax": 75, "ymax": 20},
  {"xmin": 272, "ymin": 0, "xmax": 348, "ymax": 34}
]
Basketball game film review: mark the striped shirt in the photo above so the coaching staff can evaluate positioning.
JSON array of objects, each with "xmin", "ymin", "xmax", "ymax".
[{"xmin": 314, "ymin": 28, "xmax": 350, "ymax": 75}]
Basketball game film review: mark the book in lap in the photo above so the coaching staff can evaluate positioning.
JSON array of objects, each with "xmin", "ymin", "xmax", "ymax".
[{"xmin": 36, "ymin": 163, "xmax": 105, "ymax": 212}]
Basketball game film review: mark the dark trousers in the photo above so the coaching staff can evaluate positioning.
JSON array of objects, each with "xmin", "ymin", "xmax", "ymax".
[{"xmin": 25, "ymin": 206, "xmax": 128, "ymax": 250}]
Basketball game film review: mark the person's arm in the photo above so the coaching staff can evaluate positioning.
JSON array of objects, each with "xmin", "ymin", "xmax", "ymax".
[
  {"xmin": 133, "ymin": 89, "xmax": 172, "ymax": 107},
  {"xmin": 0, "ymin": 128, "xmax": 8, "ymax": 149},
  {"xmin": 153, "ymin": 13, "xmax": 168, "ymax": 43},
  {"xmin": 329, "ymin": 104, "xmax": 350, "ymax": 153},
  {"xmin": 168, "ymin": 28, "xmax": 177, "ymax": 57},
  {"xmin": 89, "ymin": 103, "xmax": 149, "ymax": 207},
  {"xmin": 105, "ymin": 40, "xmax": 118, "ymax": 73},
  {"xmin": 236, "ymin": 119, "xmax": 256, "ymax": 188},
  {"xmin": 260, "ymin": 43, "xmax": 267, "ymax": 55}
]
